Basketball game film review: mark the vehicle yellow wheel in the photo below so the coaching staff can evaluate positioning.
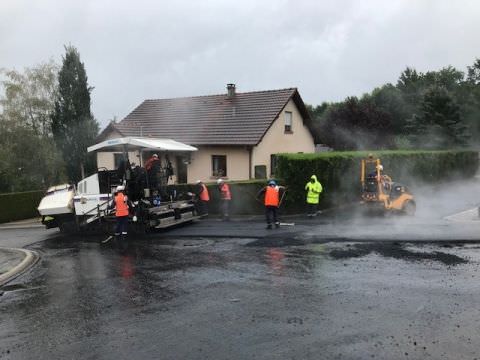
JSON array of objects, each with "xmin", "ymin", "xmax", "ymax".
[{"xmin": 403, "ymin": 200, "xmax": 416, "ymax": 216}]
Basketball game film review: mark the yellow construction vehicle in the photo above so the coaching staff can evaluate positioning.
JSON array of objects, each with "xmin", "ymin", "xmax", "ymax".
[{"xmin": 360, "ymin": 155, "xmax": 416, "ymax": 215}]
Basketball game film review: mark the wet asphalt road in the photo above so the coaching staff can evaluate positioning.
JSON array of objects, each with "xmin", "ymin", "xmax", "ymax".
[
  {"xmin": 2, "ymin": 179, "xmax": 480, "ymax": 359},
  {"xmin": 1, "ymin": 229, "xmax": 480, "ymax": 359}
]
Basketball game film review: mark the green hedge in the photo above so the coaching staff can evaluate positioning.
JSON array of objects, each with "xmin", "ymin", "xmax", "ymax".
[
  {"xmin": 276, "ymin": 150, "xmax": 479, "ymax": 211},
  {"xmin": 0, "ymin": 190, "xmax": 44, "ymax": 223}
]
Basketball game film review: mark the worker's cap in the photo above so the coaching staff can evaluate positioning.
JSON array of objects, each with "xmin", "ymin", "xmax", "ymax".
[
  {"xmin": 116, "ymin": 185, "xmax": 125, "ymax": 192},
  {"xmin": 152, "ymin": 154, "xmax": 158, "ymax": 158},
  {"xmin": 376, "ymin": 165, "xmax": 383, "ymax": 171},
  {"xmin": 195, "ymin": 180, "xmax": 202, "ymax": 184},
  {"xmin": 268, "ymin": 180, "xmax": 276, "ymax": 186},
  {"xmin": 217, "ymin": 179, "xmax": 224, "ymax": 184}
]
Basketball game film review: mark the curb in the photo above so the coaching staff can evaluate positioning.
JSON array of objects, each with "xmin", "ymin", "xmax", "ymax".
[
  {"xmin": 0, "ymin": 224, "xmax": 44, "ymax": 230},
  {"xmin": 0, "ymin": 217, "xmax": 44, "ymax": 230},
  {"xmin": 0, "ymin": 248, "xmax": 39, "ymax": 286}
]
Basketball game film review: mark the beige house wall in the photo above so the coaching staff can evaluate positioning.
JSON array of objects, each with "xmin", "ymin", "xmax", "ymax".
[
  {"xmin": 251, "ymin": 99, "xmax": 315, "ymax": 178},
  {"xmin": 96, "ymin": 151, "xmax": 141, "ymax": 169},
  {"xmin": 95, "ymin": 130, "xmax": 131, "ymax": 170},
  {"xmin": 96, "ymin": 129, "xmax": 141, "ymax": 170},
  {"xmin": 188, "ymin": 146, "xmax": 250, "ymax": 183}
]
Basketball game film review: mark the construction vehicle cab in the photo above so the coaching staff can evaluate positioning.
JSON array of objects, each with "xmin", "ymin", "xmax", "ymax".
[{"xmin": 360, "ymin": 154, "xmax": 416, "ymax": 215}]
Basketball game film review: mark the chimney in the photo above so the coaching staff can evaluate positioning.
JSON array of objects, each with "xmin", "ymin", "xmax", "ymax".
[{"xmin": 227, "ymin": 83, "xmax": 236, "ymax": 99}]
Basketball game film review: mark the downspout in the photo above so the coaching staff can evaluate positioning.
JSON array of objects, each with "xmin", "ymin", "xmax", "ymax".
[{"xmin": 248, "ymin": 146, "xmax": 253, "ymax": 179}]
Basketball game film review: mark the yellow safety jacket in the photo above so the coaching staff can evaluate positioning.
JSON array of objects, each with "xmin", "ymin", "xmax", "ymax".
[{"xmin": 305, "ymin": 175, "xmax": 323, "ymax": 204}]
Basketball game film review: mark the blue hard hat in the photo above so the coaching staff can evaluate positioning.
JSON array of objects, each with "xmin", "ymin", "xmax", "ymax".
[{"xmin": 268, "ymin": 180, "xmax": 276, "ymax": 186}]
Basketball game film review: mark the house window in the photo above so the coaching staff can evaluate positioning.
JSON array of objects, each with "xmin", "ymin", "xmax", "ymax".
[
  {"xmin": 284, "ymin": 111, "xmax": 293, "ymax": 133},
  {"xmin": 254, "ymin": 165, "xmax": 267, "ymax": 179},
  {"xmin": 212, "ymin": 155, "xmax": 227, "ymax": 177}
]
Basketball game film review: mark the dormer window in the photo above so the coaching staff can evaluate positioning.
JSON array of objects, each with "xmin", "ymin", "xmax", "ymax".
[{"xmin": 284, "ymin": 111, "xmax": 293, "ymax": 133}]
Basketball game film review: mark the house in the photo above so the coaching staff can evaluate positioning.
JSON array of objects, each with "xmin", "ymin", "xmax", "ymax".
[{"xmin": 96, "ymin": 84, "xmax": 316, "ymax": 183}]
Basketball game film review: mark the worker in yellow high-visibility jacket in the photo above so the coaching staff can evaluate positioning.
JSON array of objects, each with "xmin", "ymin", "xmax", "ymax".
[{"xmin": 305, "ymin": 175, "xmax": 323, "ymax": 217}]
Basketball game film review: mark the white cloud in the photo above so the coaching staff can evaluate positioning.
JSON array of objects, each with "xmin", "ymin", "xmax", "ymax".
[{"xmin": 1, "ymin": 0, "xmax": 479, "ymax": 127}]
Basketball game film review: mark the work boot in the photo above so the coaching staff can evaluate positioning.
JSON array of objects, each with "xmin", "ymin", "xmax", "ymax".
[{"xmin": 275, "ymin": 222, "xmax": 280, "ymax": 229}]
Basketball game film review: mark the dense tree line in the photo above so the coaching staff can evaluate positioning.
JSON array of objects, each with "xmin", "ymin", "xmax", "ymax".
[
  {"xmin": 308, "ymin": 60, "xmax": 480, "ymax": 150},
  {"xmin": 0, "ymin": 46, "xmax": 98, "ymax": 193}
]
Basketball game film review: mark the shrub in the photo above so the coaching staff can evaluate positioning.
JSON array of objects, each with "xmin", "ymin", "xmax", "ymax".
[{"xmin": 0, "ymin": 190, "xmax": 44, "ymax": 223}]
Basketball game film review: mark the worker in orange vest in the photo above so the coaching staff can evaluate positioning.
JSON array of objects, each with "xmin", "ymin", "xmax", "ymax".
[
  {"xmin": 195, "ymin": 180, "xmax": 210, "ymax": 217},
  {"xmin": 217, "ymin": 179, "xmax": 232, "ymax": 221},
  {"xmin": 106, "ymin": 185, "xmax": 134, "ymax": 247},
  {"xmin": 257, "ymin": 180, "xmax": 286, "ymax": 229}
]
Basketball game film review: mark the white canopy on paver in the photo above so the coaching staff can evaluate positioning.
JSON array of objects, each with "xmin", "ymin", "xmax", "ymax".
[{"xmin": 87, "ymin": 137, "xmax": 198, "ymax": 153}]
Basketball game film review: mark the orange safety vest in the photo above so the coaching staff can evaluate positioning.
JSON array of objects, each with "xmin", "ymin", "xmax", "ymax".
[
  {"xmin": 220, "ymin": 183, "xmax": 231, "ymax": 200},
  {"xmin": 264, "ymin": 186, "xmax": 279, "ymax": 207},
  {"xmin": 199, "ymin": 184, "xmax": 210, "ymax": 201},
  {"xmin": 115, "ymin": 193, "xmax": 129, "ymax": 217}
]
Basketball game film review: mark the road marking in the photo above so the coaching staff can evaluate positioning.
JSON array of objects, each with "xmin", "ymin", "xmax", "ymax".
[{"xmin": 444, "ymin": 208, "xmax": 480, "ymax": 222}]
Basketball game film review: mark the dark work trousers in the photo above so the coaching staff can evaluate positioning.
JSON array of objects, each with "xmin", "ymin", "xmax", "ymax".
[
  {"xmin": 265, "ymin": 206, "xmax": 279, "ymax": 226},
  {"xmin": 221, "ymin": 200, "xmax": 230, "ymax": 220},
  {"xmin": 197, "ymin": 200, "xmax": 209, "ymax": 217},
  {"xmin": 307, "ymin": 203, "xmax": 318, "ymax": 216},
  {"xmin": 115, "ymin": 216, "xmax": 129, "ymax": 235}
]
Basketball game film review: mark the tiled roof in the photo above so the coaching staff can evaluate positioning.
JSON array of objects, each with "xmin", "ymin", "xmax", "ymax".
[{"xmin": 105, "ymin": 87, "xmax": 311, "ymax": 146}]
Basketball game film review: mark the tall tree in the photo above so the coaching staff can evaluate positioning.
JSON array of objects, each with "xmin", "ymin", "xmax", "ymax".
[
  {"xmin": 466, "ymin": 59, "xmax": 480, "ymax": 85},
  {"xmin": 319, "ymin": 97, "xmax": 394, "ymax": 150},
  {"xmin": 431, "ymin": 66, "xmax": 464, "ymax": 91},
  {"xmin": 0, "ymin": 60, "xmax": 58, "ymax": 136},
  {"xmin": 396, "ymin": 67, "xmax": 424, "ymax": 111},
  {"xmin": 368, "ymin": 84, "xmax": 410, "ymax": 134},
  {"xmin": 0, "ymin": 61, "xmax": 66, "ymax": 192},
  {"xmin": 406, "ymin": 86, "xmax": 469, "ymax": 148},
  {"xmin": 0, "ymin": 121, "xmax": 65, "ymax": 192},
  {"xmin": 51, "ymin": 46, "xmax": 99, "ymax": 182},
  {"xmin": 306, "ymin": 102, "xmax": 329, "ymax": 143},
  {"xmin": 462, "ymin": 59, "xmax": 480, "ymax": 141}
]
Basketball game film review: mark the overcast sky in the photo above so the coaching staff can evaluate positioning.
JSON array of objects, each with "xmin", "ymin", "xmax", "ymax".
[{"xmin": 1, "ymin": 0, "xmax": 480, "ymax": 128}]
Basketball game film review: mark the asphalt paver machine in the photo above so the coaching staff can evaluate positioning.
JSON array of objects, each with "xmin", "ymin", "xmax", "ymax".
[{"xmin": 38, "ymin": 137, "xmax": 200, "ymax": 233}]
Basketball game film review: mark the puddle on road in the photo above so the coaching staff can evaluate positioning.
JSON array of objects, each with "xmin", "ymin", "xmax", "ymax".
[
  {"xmin": 154, "ymin": 238, "xmax": 214, "ymax": 249},
  {"xmin": 246, "ymin": 235, "xmax": 308, "ymax": 248},
  {"xmin": 328, "ymin": 242, "xmax": 469, "ymax": 266}
]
